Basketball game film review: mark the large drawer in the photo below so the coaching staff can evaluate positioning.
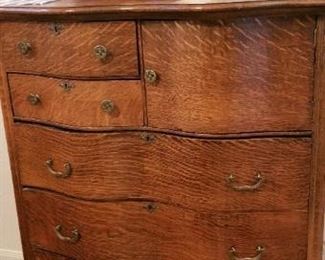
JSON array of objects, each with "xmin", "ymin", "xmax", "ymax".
[
  {"xmin": 15, "ymin": 124, "xmax": 311, "ymax": 212},
  {"xmin": 9, "ymin": 74, "xmax": 144, "ymax": 129},
  {"xmin": 142, "ymin": 16, "xmax": 314, "ymax": 134},
  {"xmin": 23, "ymin": 189, "xmax": 308, "ymax": 260},
  {"xmin": 0, "ymin": 21, "xmax": 139, "ymax": 78}
]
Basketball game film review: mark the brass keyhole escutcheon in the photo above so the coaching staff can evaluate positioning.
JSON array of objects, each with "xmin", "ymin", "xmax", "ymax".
[
  {"xmin": 145, "ymin": 69, "xmax": 158, "ymax": 84},
  {"xmin": 101, "ymin": 100, "xmax": 115, "ymax": 114},
  {"xmin": 18, "ymin": 41, "xmax": 32, "ymax": 55},
  {"xmin": 94, "ymin": 45, "xmax": 109, "ymax": 61},
  {"xmin": 141, "ymin": 133, "xmax": 155, "ymax": 143},
  {"xmin": 59, "ymin": 81, "xmax": 74, "ymax": 92},
  {"xmin": 27, "ymin": 93, "xmax": 41, "ymax": 106},
  {"xmin": 144, "ymin": 202, "xmax": 158, "ymax": 213},
  {"xmin": 49, "ymin": 23, "xmax": 63, "ymax": 35}
]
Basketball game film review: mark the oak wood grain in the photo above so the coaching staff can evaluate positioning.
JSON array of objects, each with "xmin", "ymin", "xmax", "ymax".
[
  {"xmin": 9, "ymin": 74, "xmax": 144, "ymax": 128},
  {"xmin": 32, "ymin": 248, "xmax": 73, "ymax": 260},
  {"xmin": 0, "ymin": 21, "xmax": 139, "ymax": 78},
  {"xmin": 0, "ymin": 1, "xmax": 324, "ymax": 21},
  {"xmin": 143, "ymin": 17, "xmax": 315, "ymax": 134},
  {"xmin": 23, "ymin": 188, "xmax": 308, "ymax": 260},
  {"xmin": 15, "ymin": 124, "xmax": 311, "ymax": 212},
  {"xmin": 308, "ymin": 16, "xmax": 325, "ymax": 260},
  {"xmin": 0, "ymin": 6, "xmax": 322, "ymax": 259},
  {"xmin": 0, "ymin": 54, "xmax": 34, "ymax": 258}
]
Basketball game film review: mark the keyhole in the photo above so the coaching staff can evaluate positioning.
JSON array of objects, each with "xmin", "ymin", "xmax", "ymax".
[{"xmin": 145, "ymin": 202, "xmax": 157, "ymax": 213}]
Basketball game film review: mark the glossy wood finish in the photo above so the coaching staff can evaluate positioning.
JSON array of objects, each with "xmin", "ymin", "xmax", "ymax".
[
  {"xmin": 0, "ymin": 1, "xmax": 324, "ymax": 21},
  {"xmin": 0, "ymin": 3, "xmax": 323, "ymax": 259},
  {"xmin": 23, "ymin": 189, "xmax": 308, "ymax": 260},
  {"xmin": 143, "ymin": 17, "xmax": 314, "ymax": 134},
  {"xmin": 9, "ymin": 74, "xmax": 143, "ymax": 128},
  {"xmin": 0, "ymin": 22, "xmax": 139, "ymax": 78},
  {"xmin": 15, "ymin": 124, "xmax": 311, "ymax": 212},
  {"xmin": 308, "ymin": 16, "xmax": 325, "ymax": 260}
]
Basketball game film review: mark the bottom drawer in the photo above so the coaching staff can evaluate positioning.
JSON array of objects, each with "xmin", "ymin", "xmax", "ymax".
[
  {"xmin": 32, "ymin": 248, "xmax": 73, "ymax": 260},
  {"xmin": 23, "ymin": 189, "xmax": 307, "ymax": 260}
]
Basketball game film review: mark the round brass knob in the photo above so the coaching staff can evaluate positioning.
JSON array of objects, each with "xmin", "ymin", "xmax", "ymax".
[
  {"xmin": 18, "ymin": 41, "xmax": 32, "ymax": 55},
  {"xmin": 101, "ymin": 100, "xmax": 115, "ymax": 114},
  {"xmin": 94, "ymin": 45, "xmax": 109, "ymax": 61},
  {"xmin": 27, "ymin": 93, "xmax": 40, "ymax": 106},
  {"xmin": 145, "ymin": 69, "xmax": 158, "ymax": 84}
]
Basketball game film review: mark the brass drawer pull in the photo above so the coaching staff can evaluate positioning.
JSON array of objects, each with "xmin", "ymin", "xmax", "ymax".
[
  {"xmin": 227, "ymin": 173, "xmax": 264, "ymax": 192},
  {"xmin": 55, "ymin": 225, "xmax": 80, "ymax": 244},
  {"xmin": 27, "ymin": 93, "xmax": 41, "ymax": 106},
  {"xmin": 229, "ymin": 246, "xmax": 265, "ymax": 260},
  {"xmin": 101, "ymin": 100, "xmax": 115, "ymax": 114},
  {"xmin": 46, "ymin": 159, "xmax": 72, "ymax": 178},
  {"xmin": 145, "ymin": 69, "xmax": 158, "ymax": 84},
  {"xmin": 18, "ymin": 41, "xmax": 32, "ymax": 55},
  {"xmin": 94, "ymin": 45, "xmax": 109, "ymax": 61}
]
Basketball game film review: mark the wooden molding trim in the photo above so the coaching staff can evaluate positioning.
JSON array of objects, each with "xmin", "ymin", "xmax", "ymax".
[
  {"xmin": 0, "ymin": 1, "xmax": 324, "ymax": 21},
  {"xmin": 308, "ymin": 16, "xmax": 325, "ymax": 260}
]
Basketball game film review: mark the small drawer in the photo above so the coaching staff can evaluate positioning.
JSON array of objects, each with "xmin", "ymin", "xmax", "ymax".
[
  {"xmin": 16, "ymin": 124, "xmax": 311, "ymax": 212},
  {"xmin": 9, "ymin": 74, "xmax": 143, "ymax": 128},
  {"xmin": 23, "ymin": 189, "xmax": 308, "ymax": 260},
  {"xmin": 0, "ymin": 21, "xmax": 139, "ymax": 78}
]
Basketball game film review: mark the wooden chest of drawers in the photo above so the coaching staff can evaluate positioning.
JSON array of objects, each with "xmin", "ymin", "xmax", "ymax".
[{"xmin": 0, "ymin": 1, "xmax": 324, "ymax": 260}]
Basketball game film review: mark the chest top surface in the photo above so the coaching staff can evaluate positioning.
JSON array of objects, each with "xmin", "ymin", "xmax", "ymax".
[{"xmin": 0, "ymin": 0, "xmax": 324, "ymax": 20}]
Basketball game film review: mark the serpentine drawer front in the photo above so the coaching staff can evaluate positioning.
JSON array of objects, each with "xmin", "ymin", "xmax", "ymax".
[
  {"xmin": 23, "ymin": 189, "xmax": 308, "ymax": 260},
  {"xmin": 0, "ymin": 1, "xmax": 324, "ymax": 260},
  {"xmin": 15, "ymin": 124, "xmax": 311, "ymax": 212},
  {"xmin": 9, "ymin": 74, "xmax": 144, "ymax": 128}
]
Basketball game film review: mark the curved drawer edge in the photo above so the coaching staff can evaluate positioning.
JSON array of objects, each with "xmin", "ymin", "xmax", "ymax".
[{"xmin": 13, "ymin": 120, "xmax": 312, "ymax": 140}]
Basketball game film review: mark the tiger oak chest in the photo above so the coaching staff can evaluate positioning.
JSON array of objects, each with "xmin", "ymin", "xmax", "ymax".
[{"xmin": 0, "ymin": 1, "xmax": 324, "ymax": 260}]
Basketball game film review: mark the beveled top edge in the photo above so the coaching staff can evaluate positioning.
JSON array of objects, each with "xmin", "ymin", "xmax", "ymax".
[{"xmin": 0, "ymin": 0, "xmax": 324, "ymax": 20}]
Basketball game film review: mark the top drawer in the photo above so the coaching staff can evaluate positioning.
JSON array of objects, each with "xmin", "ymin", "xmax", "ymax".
[{"xmin": 0, "ymin": 22, "xmax": 139, "ymax": 78}]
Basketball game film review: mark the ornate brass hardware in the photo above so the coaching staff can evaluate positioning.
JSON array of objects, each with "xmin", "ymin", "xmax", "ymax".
[
  {"xmin": 18, "ymin": 41, "xmax": 32, "ymax": 55},
  {"xmin": 141, "ymin": 133, "xmax": 155, "ymax": 143},
  {"xmin": 227, "ymin": 173, "xmax": 264, "ymax": 192},
  {"xmin": 144, "ymin": 202, "xmax": 158, "ymax": 213},
  {"xmin": 46, "ymin": 159, "xmax": 72, "ymax": 178},
  {"xmin": 27, "ymin": 93, "xmax": 40, "ymax": 106},
  {"xmin": 229, "ymin": 246, "xmax": 265, "ymax": 260},
  {"xmin": 55, "ymin": 225, "xmax": 80, "ymax": 243},
  {"xmin": 101, "ymin": 100, "xmax": 115, "ymax": 114},
  {"xmin": 49, "ymin": 23, "xmax": 63, "ymax": 35},
  {"xmin": 59, "ymin": 81, "xmax": 74, "ymax": 92},
  {"xmin": 94, "ymin": 45, "xmax": 109, "ymax": 61},
  {"xmin": 145, "ymin": 69, "xmax": 158, "ymax": 84}
]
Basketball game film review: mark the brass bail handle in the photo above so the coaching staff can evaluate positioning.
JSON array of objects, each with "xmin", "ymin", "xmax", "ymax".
[
  {"xmin": 227, "ymin": 173, "xmax": 264, "ymax": 192},
  {"xmin": 229, "ymin": 246, "xmax": 265, "ymax": 260},
  {"xmin": 55, "ymin": 225, "xmax": 80, "ymax": 243},
  {"xmin": 45, "ymin": 159, "xmax": 72, "ymax": 178}
]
